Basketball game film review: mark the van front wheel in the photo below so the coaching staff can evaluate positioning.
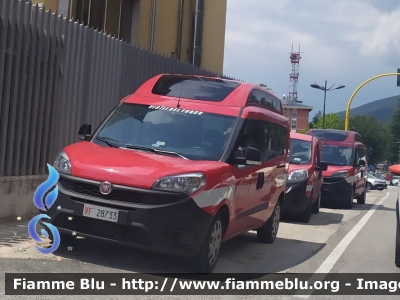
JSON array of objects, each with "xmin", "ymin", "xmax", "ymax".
[
  {"xmin": 257, "ymin": 200, "xmax": 281, "ymax": 244},
  {"xmin": 193, "ymin": 212, "xmax": 223, "ymax": 273}
]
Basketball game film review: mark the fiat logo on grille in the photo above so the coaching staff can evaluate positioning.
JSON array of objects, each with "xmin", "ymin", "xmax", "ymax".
[{"xmin": 99, "ymin": 181, "xmax": 112, "ymax": 195}]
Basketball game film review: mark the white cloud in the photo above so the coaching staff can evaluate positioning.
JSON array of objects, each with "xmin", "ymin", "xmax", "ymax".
[{"xmin": 223, "ymin": 0, "xmax": 400, "ymax": 117}]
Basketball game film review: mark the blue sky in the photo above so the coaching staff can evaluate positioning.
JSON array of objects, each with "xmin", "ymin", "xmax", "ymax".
[{"xmin": 223, "ymin": 0, "xmax": 400, "ymax": 120}]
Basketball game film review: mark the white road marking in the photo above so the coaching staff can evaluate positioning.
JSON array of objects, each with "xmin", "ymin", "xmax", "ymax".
[{"xmin": 294, "ymin": 189, "xmax": 390, "ymax": 298}]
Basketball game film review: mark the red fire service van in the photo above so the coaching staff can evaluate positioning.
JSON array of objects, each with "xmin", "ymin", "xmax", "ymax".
[
  {"xmin": 282, "ymin": 132, "xmax": 327, "ymax": 223},
  {"xmin": 47, "ymin": 74, "xmax": 290, "ymax": 273},
  {"xmin": 306, "ymin": 129, "xmax": 367, "ymax": 209}
]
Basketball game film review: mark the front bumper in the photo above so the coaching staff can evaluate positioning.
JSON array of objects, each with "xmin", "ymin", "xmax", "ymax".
[
  {"xmin": 321, "ymin": 177, "xmax": 352, "ymax": 203},
  {"xmin": 372, "ymin": 182, "xmax": 387, "ymax": 189},
  {"xmin": 42, "ymin": 174, "xmax": 214, "ymax": 257},
  {"xmin": 282, "ymin": 178, "xmax": 309, "ymax": 214}
]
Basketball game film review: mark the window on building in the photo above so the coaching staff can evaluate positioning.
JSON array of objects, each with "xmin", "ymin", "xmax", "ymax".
[
  {"xmin": 291, "ymin": 119, "xmax": 297, "ymax": 129},
  {"xmin": 292, "ymin": 109, "xmax": 297, "ymax": 118},
  {"xmin": 70, "ymin": 0, "xmax": 134, "ymax": 42}
]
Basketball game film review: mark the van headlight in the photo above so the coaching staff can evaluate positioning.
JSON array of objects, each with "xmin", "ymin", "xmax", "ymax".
[
  {"xmin": 54, "ymin": 151, "xmax": 71, "ymax": 174},
  {"xmin": 288, "ymin": 169, "xmax": 308, "ymax": 180},
  {"xmin": 332, "ymin": 170, "xmax": 348, "ymax": 178},
  {"xmin": 152, "ymin": 173, "xmax": 206, "ymax": 195}
]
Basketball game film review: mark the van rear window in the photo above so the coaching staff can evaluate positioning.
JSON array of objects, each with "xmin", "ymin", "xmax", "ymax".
[
  {"xmin": 151, "ymin": 75, "xmax": 240, "ymax": 101},
  {"xmin": 309, "ymin": 130, "xmax": 349, "ymax": 141}
]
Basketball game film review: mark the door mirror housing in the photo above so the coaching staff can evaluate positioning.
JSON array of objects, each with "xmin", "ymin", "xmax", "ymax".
[
  {"xmin": 234, "ymin": 147, "xmax": 262, "ymax": 166},
  {"xmin": 78, "ymin": 124, "xmax": 92, "ymax": 141},
  {"xmin": 315, "ymin": 161, "xmax": 328, "ymax": 171}
]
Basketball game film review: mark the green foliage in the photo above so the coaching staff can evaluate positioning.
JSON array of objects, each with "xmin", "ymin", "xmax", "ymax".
[
  {"xmin": 347, "ymin": 115, "xmax": 390, "ymax": 164},
  {"xmin": 298, "ymin": 128, "xmax": 309, "ymax": 134},
  {"xmin": 312, "ymin": 112, "xmax": 343, "ymax": 129},
  {"xmin": 388, "ymin": 99, "xmax": 400, "ymax": 164},
  {"xmin": 312, "ymin": 111, "xmax": 322, "ymax": 125},
  {"xmin": 259, "ymin": 83, "xmax": 272, "ymax": 91}
]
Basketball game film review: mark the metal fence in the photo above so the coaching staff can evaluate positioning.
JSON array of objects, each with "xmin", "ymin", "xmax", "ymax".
[{"xmin": 0, "ymin": 0, "xmax": 238, "ymax": 177}]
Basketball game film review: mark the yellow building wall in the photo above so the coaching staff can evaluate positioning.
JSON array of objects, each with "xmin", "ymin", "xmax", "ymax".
[
  {"xmin": 201, "ymin": 0, "xmax": 226, "ymax": 74},
  {"xmin": 153, "ymin": 0, "xmax": 180, "ymax": 58}
]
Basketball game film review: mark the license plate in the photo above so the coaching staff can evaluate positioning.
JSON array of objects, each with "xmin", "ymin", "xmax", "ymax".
[{"xmin": 82, "ymin": 204, "xmax": 119, "ymax": 223}]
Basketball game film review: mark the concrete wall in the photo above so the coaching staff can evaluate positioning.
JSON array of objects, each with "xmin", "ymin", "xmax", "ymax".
[{"xmin": 0, "ymin": 175, "xmax": 47, "ymax": 222}]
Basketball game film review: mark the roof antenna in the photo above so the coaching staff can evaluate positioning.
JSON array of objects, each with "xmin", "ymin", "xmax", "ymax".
[{"xmin": 177, "ymin": 80, "xmax": 184, "ymax": 108}]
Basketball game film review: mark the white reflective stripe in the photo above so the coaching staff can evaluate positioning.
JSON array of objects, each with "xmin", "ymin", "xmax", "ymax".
[
  {"xmin": 345, "ymin": 175, "xmax": 355, "ymax": 183},
  {"xmin": 306, "ymin": 185, "xmax": 313, "ymax": 192},
  {"xmin": 192, "ymin": 186, "xmax": 233, "ymax": 208}
]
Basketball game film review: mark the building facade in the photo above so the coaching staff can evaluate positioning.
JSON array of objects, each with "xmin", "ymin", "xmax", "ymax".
[
  {"xmin": 32, "ymin": 0, "xmax": 227, "ymax": 74},
  {"xmin": 283, "ymin": 103, "xmax": 313, "ymax": 133}
]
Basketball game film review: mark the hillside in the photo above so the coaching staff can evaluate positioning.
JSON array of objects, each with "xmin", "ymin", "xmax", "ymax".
[{"xmin": 336, "ymin": 95, "xmax": 400, "ymax": 124}]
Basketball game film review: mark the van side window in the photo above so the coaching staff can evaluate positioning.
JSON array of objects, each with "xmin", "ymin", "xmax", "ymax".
[
  {"xmin": 354, "ymin": 147, "xmax": 367, "ymax": 165},
  {"xmin": 233, "ymin": 119, "xmax": 287, "ymax": 164}
]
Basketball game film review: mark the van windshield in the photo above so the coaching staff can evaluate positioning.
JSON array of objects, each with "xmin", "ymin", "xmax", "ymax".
[
  {"xmin": 94, "ymin": 103, "xmax": 237, "ymax": 161},
  {"xmin": 321, "ymin": 145, "xmax": 353, "ymax": 166},
  {"xmin": 289, "ymin": 139, "xmax": 312, "ymax": 165}
]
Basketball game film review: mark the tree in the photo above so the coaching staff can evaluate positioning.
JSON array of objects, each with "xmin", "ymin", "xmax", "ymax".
[
  {"xmin": 348, "ymin": 115, "xmax": 390, "ymax": 164},
  {"xmin": 259, "ymin": 83, "xmax": 272, "ymax": 91},
  {"xmin": 388, "ymin": 99, "xmax": 400, "ymax": 164},
  {"xmin": 313, "ymin": 112, "xmax": 343, "ymax": 129},
  {"xmin": 312, "ymin": 110, "xmax": 322, "ymax": 125}
]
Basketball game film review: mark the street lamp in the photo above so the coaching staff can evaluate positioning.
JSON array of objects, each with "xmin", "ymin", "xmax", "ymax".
[{"xmin": 310, "ymin": 81, "xmax": 345, "ymax": 129}]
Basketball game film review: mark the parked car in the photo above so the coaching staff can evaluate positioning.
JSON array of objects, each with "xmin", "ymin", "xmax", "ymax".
[
  {"xmin": 366, "ymin": 174, "xmax": 387, "ymax": 190},
  {"xmin": 390, "ymin": 176, "xmax": 400, "ymax": 186},
  {"xmin": 44, "ymin": 74, "xmax": 291, "ymax": 273},
  {"xmin": 306, "ymin": 129, "xmax": 368, "ymax": 209},
  {"xmin": 282, "ymin": 132, "xmax": 327, "ymax": 223},
  {"xmin": 388, "ymin": 164, "xmax": 400, "ymax": 268}
]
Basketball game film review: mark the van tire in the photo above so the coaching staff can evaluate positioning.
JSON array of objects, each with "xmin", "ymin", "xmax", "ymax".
[
  {"xmin": 356, "ymin": 187, "xmax": 366, "ymax": 204},
  {"xmin": 299, "ymin": 197, "xmax": 312, "ymax": 223},
  {"xmin": 312, "ymin": 193, "xmax": 321, "ymax": 214},
  {"xmin": 193, "ymin": 212, "xmax": 224, "ymax": 273},
  {"xmin": 344, "ymin": 189, "xmax": 354, "ymax": 209},
  {"xmin": 257, "ymin": 200, "xmax": 281, "ymax": 244}
]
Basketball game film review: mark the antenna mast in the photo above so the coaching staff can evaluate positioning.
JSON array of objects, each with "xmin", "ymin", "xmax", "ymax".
[{"xmin": 288, "ymin": 44, "xmax": 302, "ymax": 104}]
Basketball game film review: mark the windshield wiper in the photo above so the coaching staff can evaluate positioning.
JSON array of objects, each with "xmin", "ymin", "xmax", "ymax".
[
  {"xmin": 95, "ymin": 137, "xmax": 120, "ymax": 148},
  {"xmin": 125, "ymin": 144, "xmax": 188, "ymax": 159}
]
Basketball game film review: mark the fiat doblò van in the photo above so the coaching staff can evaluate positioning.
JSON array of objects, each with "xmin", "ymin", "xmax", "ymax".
[
  {"xmin": 47, "ymin": 74, "xmax": 290, "ymax": 273},
  {"xmin": 282, "ymin": 132, "xmax": 327, "ymax": 223}
]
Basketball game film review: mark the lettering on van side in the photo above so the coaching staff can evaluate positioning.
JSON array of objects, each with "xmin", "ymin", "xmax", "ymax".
[{"xmin": 148, "ymin": 105, "xmax": 204, "ymax": 115}]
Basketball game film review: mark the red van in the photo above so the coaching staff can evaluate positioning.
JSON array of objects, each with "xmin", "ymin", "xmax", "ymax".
[
  {"xmin": 306, "ymin": 129, "xmax": 367, "ymax": 209},
  {"xmin": 46, "ymin": 74, "xmax": 290, "ymax": 273},
  {"xmin": 282, "ymin": 132, "xmax": 327, "ymax": 223}
]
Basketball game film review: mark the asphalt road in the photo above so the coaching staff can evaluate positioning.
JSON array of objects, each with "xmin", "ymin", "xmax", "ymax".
[{"xmin": 0, "ymin": 186, "xmax": 399, "ymax": 299}]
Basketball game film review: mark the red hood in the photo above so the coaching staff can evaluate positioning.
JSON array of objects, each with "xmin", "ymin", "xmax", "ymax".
[
  {"xmin": 63, "ymin": 142, "xmax": 218, "ymax": 189},
  {"xmin": 322, "ymin": 165, "xmax": 353, "ymax": 177}
]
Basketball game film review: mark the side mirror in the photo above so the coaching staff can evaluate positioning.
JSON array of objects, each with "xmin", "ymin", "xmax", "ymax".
[
  {"xmin": 315, "ymin": 161, "xmax": 328, "ymax": 171},
  {"xmin": 234, "ymin": 147, "xmax": 261, "ymax": 166},
  {"xmin": 358, "ymin": 160, "xmax": 366, "ymax": 166},
  {"xmin": 78, "ymin": 124, "xmax": 92, "ymax": 141}
]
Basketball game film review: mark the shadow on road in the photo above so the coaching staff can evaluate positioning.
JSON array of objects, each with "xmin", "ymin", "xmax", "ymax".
[
  {"xmin": 50, "ymin": 231, "xmax": 325, "ymax": 274},
  {"xmin": 281, "ymin": 210, "xmax": 344, "ymax": 226}
]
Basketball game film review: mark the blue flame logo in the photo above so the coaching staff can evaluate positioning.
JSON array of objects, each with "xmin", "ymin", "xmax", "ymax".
[{"xmin": 28, "ymin": 164, "xmax": 61, "ymax": 254}]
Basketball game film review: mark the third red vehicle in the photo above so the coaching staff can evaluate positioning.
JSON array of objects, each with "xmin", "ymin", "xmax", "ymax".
[{"xmin": 306, "ymin": 129, "xmax": 368, "ymax": 209}]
